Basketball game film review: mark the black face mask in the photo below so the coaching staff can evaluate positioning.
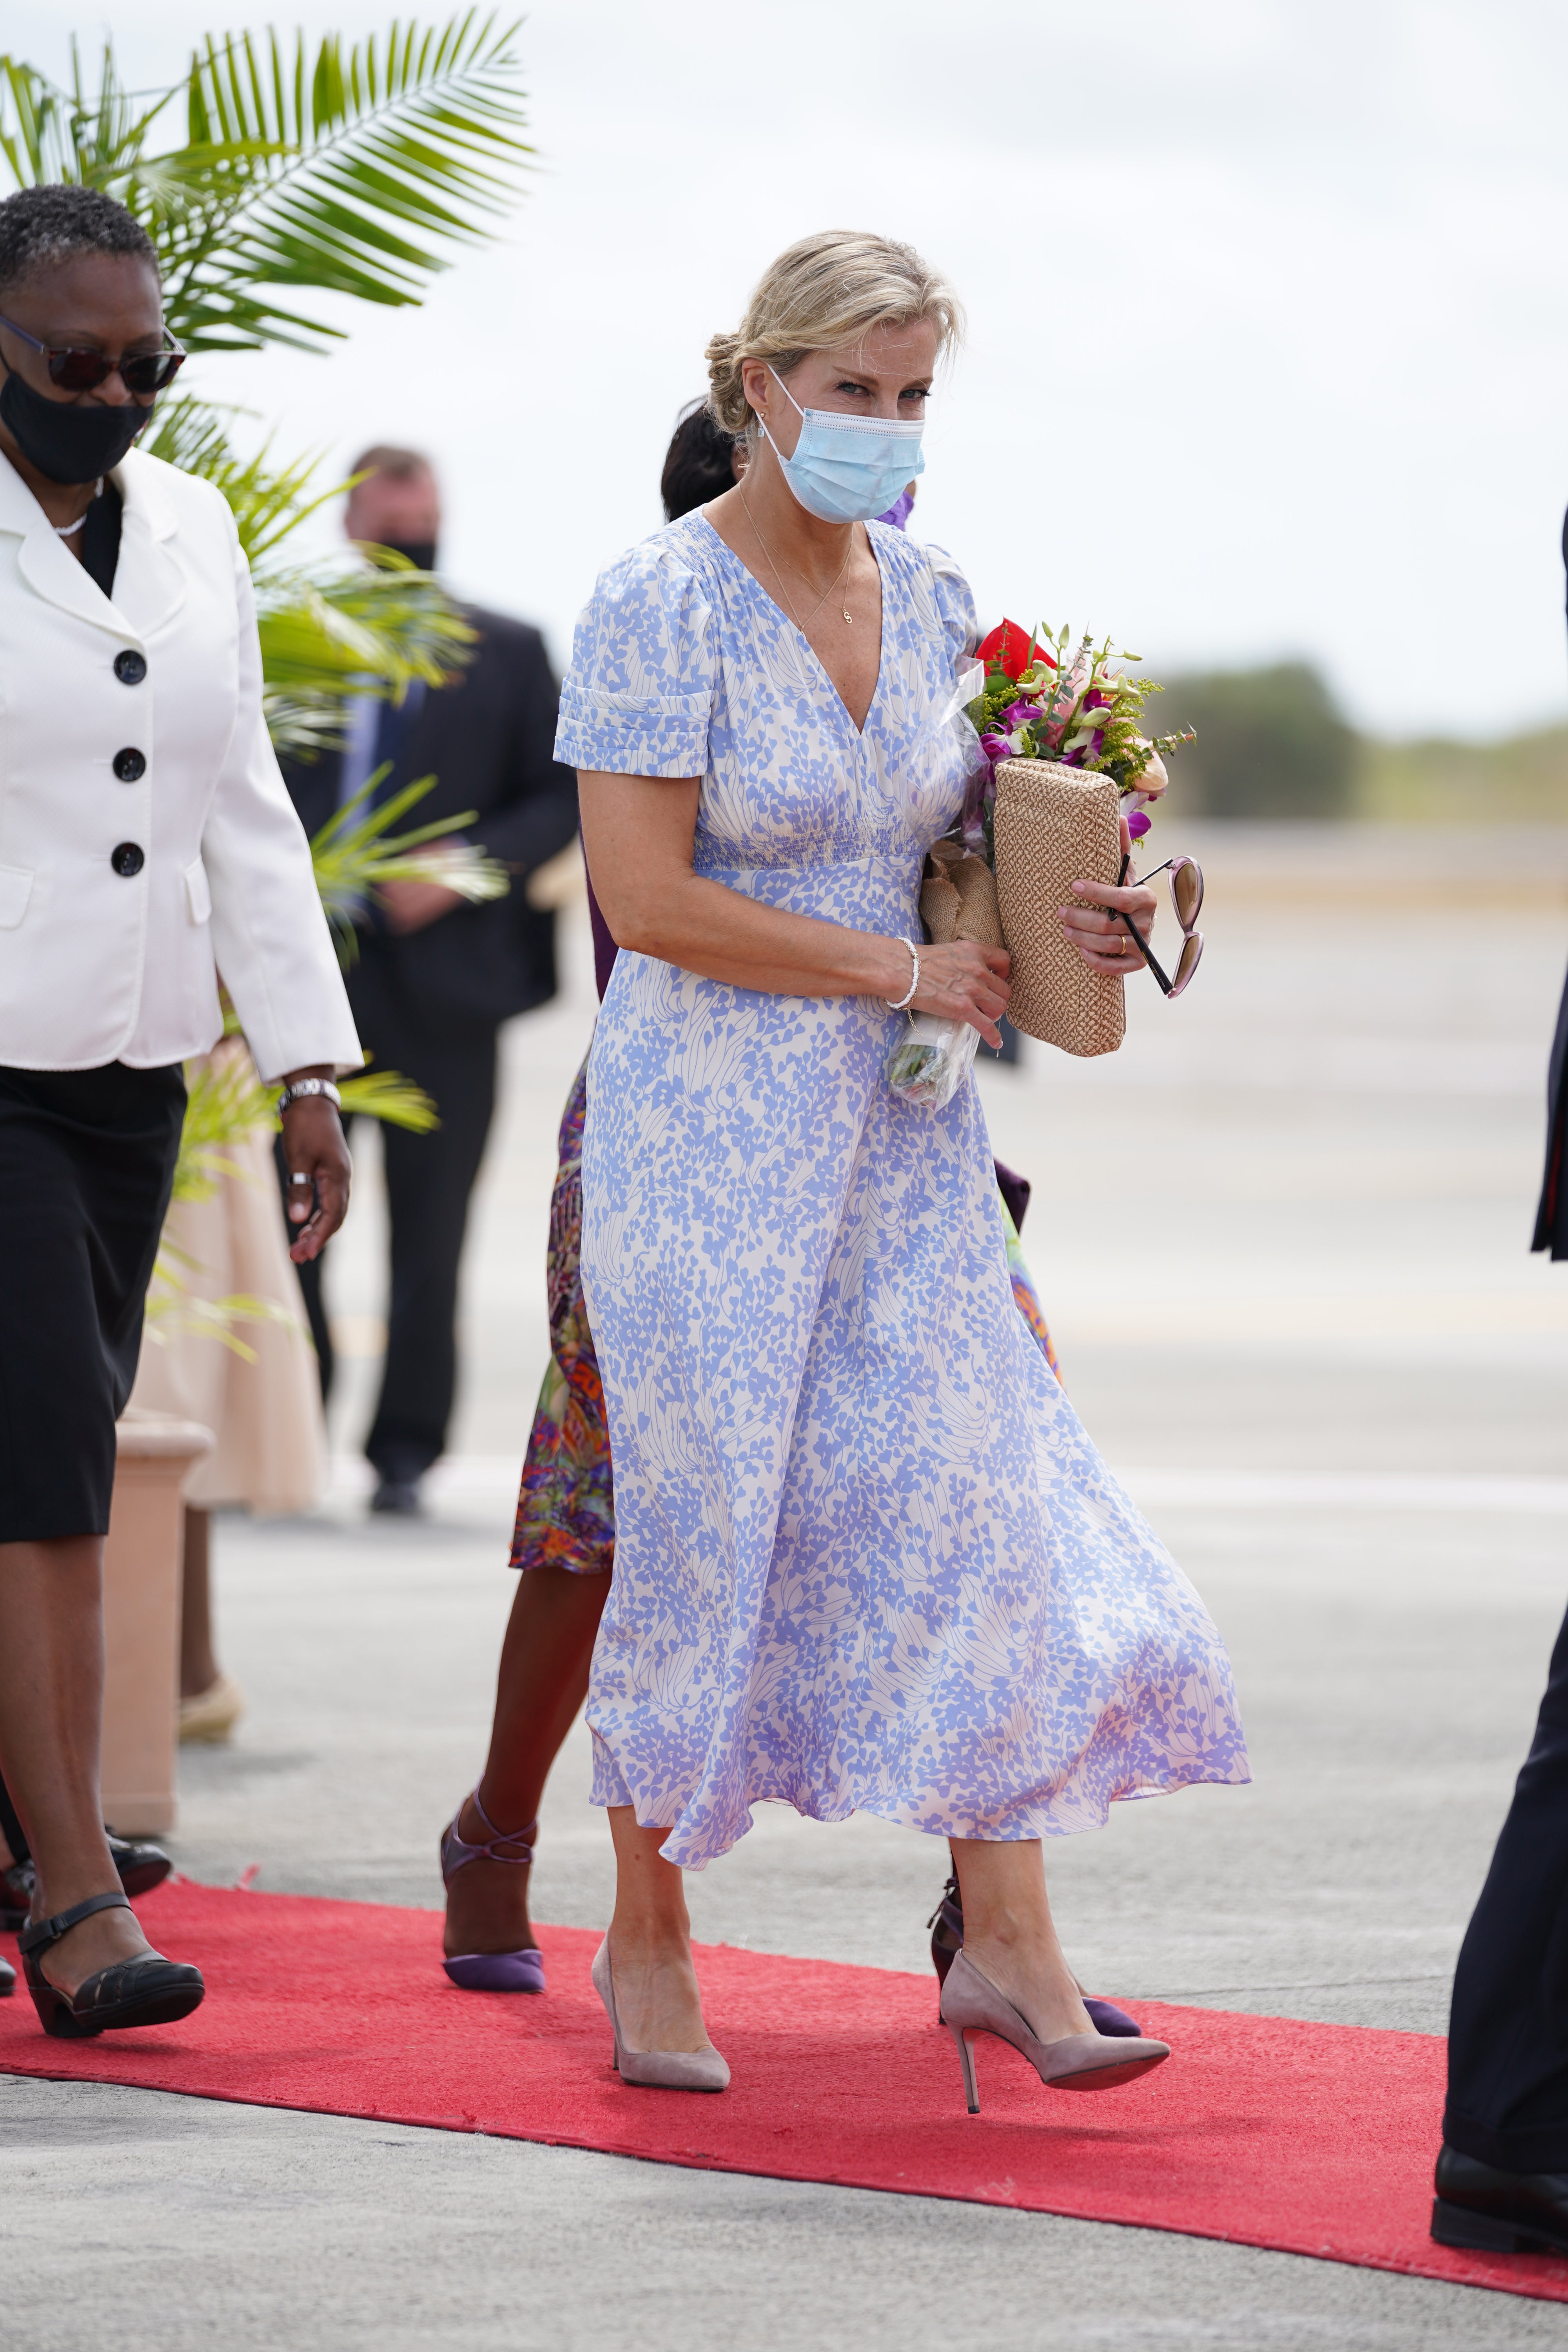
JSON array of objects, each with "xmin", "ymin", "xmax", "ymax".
[
  {"xmin": 0, "ymin": 366, "xmax": 151, "ymax": 485},
  {"xmin": 379, "ymin": 538, "xmax": 438, "ymax": 575}
]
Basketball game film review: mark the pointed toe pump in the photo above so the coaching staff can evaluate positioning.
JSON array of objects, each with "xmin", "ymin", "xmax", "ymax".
[
  {"xmin": 439, "ymin": 1789, "xmax": 546, "ymax": 1993},
  {"xmin": 926, "ymin": 1872, "xmax": 1145, "ymax": 2037},
  {"xmin": 591, "ymin": 1938, "xmax": 730, "ymax": 2092},
  {"xmin": 939, "ymin": 1949, "xmax": 1168, "ymax": 2115},
  {"xmin": 19, "ymin": 1892, "xmax": 204, "ymax": 2039}
]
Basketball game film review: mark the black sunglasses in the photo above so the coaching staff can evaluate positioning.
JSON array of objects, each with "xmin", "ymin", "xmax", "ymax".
[
  {"xmin": 1115, "ymin": 853, "xmax": 1205, "ymax": 997},
  {"xmin": 0, "ymin": 312, "xmax": 185, "ymax": 396}
]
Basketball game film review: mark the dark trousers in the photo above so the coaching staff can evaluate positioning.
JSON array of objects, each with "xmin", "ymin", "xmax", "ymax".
[
  {"xmin": 288, "ymin": 948, "xmax": 499, "ymax": 1481},
  {"xmin": 1446, "ymin": 1601, "xmax": 1568, "ymax": 2172}
]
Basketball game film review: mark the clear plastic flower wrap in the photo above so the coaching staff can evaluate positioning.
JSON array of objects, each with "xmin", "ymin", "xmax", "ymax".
[{"xmin": 886, "ymin": 1011, "xmax": 982, "ymax": 1109}]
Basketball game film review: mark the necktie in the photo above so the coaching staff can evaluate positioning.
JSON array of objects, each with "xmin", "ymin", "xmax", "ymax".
[{"xmin": 367, "ymin": 678, "xmax": 427, "ymax": 811}]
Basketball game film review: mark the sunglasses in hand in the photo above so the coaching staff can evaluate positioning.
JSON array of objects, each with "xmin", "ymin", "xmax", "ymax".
[
  {"xmin": 1114, "ymin": 853, "xmax": 1204, "ymax": 998},
  {"xmin": 0, "ymin": 313, "xmax": 186, "ymax": 397}
]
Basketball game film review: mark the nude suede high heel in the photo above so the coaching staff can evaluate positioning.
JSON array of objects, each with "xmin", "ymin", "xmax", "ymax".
[
  {"xmin": 939, "ymin": 1948, "xmax": 1169, "ymax": 2114},
  {"xmin": 591, "ymin": 1936, "xmax": 730, "ymax": 2092}
]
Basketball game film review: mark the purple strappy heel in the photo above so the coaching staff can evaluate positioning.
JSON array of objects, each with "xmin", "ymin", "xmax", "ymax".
[{"xmin": 439, "ymin": 1788, "xmax": 546, "ymax": 1993}]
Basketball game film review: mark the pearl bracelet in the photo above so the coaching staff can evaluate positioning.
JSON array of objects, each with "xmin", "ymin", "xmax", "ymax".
[{"xmin": 886, "ymin": 938, "xmax": 920, "ymax": 1012}]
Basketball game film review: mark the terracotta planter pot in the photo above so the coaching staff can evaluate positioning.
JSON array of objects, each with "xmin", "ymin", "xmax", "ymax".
[{"xmin": 101, "ymin": 1408, "xmax": 214, "ymax": 1836}]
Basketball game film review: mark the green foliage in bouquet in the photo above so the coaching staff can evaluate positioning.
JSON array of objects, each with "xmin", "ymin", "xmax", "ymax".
[{"xmin": 968, "ymin": 621, "xmax": 1196, "ymax": 794}]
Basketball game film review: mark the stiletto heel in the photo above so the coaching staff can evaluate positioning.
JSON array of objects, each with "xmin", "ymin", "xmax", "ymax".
[
  {"xmin": 18, "ymin": 1891, "xmax": 203, "ymax": 2038},
  {"xmin": 949, "ymin": 2021, "xmax": 981, "ymax": 2115},
  {"xmin": 926, "ymin": 1871, "xmax": 1145, "ymax": 2036},
  {"xmin": 939, "ymin": 1949, "xmax": 1169, "ymax": 2112},
  {"xmin": 439, "ymin": 1787, "xmax": 546, "ymax": 1993},
  {"xmin": 590, "ymin": 1937, "xmax": 730, "ymax": 2093}
]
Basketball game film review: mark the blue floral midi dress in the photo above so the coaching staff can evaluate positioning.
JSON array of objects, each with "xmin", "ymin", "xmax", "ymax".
[{"xmin": 557, "ymin": 512, "xmax": 1249, "ymax": 1871}]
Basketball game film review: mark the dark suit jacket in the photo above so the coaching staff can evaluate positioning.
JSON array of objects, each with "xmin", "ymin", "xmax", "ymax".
[
  {"xmin": 281, "ymin": 605, "xmax": 580, "ymax": 1032},
  {"xmin": 1538, "ymin": 514, "xmax": 1568, "ymax": 1257},
  {"xmin": 1534, "ymin": 964, "xmax": 1568, "ymax": 1258}
]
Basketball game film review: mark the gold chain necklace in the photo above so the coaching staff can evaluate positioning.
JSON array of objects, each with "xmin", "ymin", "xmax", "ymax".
[{"xmin": 738, "ymin": 486, "xmax": 855, "ymax": 630}]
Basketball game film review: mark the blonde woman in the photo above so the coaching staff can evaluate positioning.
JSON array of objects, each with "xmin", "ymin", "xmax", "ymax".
[{"xmin": 566, "ymin": 231, "xmax": 1249, "ymax": 2107}]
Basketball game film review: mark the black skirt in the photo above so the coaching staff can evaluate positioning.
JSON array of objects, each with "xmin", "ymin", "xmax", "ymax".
[{"xmin": 0, "ymin": 1062, "xmax": 185, "ymax": 1541}]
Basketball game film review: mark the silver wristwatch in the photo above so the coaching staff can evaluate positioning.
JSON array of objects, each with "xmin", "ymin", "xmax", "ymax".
[{"xmin": 275, "ymin": 1077, "xmax": 343, "ymax": 1118}]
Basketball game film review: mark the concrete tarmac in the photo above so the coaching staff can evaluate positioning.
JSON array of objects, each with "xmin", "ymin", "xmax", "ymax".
[{"xmin": 8, "ymin": 823, "xmax": 1568, "ymax": 2347}]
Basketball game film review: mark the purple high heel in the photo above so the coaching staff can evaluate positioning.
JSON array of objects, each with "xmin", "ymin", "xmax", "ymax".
[{"xmin": 439, "ymin": 1787, "xmax": 546, "ymax": 1993}]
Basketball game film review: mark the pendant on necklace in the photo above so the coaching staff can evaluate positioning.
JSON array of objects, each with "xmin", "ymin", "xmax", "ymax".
[{"xmin": 843, "ymin": 608, "xmax": 853, "ymax": 624}]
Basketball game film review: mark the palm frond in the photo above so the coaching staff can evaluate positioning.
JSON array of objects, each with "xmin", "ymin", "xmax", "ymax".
[
  {"xmin": 142, "ymin": 394, "xmax": 335, "ymax": 565},
  {"xmin": 172, "ymin": 1049, "xmax": 278, "ymax": 1203},
  {"xmin": 310, "ymin": 769, "xmax": 510, "ymax": 964},
  {"xmin": 169, "ymin": 16, "xmax": 533, "ymax": 352},
  {"xmin": 0, "ymin": 44, "xmax": 178, "ymax": 192},
  {"xmin": 0, "ymin": 20, "xmax": 532, "ymax": 354},
  {"xmin": 143, "ymin": 1266, "xmax": 299, "ymax": 1361},
  {"xmin": 338, "ymin": 1067, "xmax": 438, "ymax": 1131}
]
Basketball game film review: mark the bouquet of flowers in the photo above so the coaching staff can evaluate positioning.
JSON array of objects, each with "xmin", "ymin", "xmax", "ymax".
[
  {"xmin": 887, "ymin": 619, "xmax": 1193, "ymax": 1109},
  {"xmin": 961, "ymin": 617, "xmax": 1193, "ymax": 855}
]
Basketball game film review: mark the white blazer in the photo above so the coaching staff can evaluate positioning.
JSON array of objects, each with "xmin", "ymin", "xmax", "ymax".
[{"xmin": 0, "ymin": 447, "xmax": 361, "ymax": 1081}]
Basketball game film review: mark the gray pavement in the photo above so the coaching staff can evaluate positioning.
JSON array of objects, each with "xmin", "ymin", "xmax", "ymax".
[{"xmin": 9, "ymin": 821, "xmax": 1568, "ymax": 2346}]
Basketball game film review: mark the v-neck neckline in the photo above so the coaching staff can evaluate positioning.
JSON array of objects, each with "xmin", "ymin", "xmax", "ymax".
[{"xmin": 696, "ymin": 510, "xmax": 887, "ymax": 742}]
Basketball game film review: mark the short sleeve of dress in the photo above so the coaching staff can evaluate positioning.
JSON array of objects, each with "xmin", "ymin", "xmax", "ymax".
[
  {"xmin": 921, "ymin": 541, "xmax": 980, "ymax": 672},
  {"xmin": 555, "ymin": 534, "xmax": 719, "ymax": 779}
]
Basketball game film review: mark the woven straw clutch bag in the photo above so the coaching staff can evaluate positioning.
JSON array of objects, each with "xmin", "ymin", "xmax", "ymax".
[{"xmin": 991, "ymin": 759, "xmax": 1125, "ymax": 1057}]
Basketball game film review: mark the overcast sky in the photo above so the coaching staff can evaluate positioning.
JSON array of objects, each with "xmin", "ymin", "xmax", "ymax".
[{"xmin": 25, "ymin": 0, "xmax": 1568, "ymax": 736}]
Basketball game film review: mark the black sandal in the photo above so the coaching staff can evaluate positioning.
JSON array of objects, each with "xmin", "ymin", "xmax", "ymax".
[{"xmin": 18, "ymin": 1890, "xmax": 204, "ymax": 2039}]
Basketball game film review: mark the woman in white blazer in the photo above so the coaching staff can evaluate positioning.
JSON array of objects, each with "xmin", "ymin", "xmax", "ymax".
[{"xmin": 0, "ymin": 185, "xmax": 361, "ymax": 2038}]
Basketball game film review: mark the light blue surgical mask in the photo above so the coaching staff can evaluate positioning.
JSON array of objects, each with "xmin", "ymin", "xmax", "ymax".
[{"xmin": 760, "ymin": 368, "xmax": 926, "ymax": 525}]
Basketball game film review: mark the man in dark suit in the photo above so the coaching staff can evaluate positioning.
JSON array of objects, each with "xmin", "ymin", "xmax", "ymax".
[
  {"xmin": 1428, "ymin": 510, "xmax": 1568, "ymax": 2257},
  {"xmin": 281, "ymin": 447, "xmax": 578, "ymax": 1513}
]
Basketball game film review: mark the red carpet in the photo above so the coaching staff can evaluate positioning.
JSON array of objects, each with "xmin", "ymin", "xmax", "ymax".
[{"xmin": 3, "ymin": 1880, "xmax": 1564, "ymax": 2305}]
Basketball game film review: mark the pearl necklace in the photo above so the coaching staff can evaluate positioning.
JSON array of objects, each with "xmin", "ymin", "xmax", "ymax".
[{"xmin": 53, "ymin": 477, "xmax": 103, "ymax": 539}]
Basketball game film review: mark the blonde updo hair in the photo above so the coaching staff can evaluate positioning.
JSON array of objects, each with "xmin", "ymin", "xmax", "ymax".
[{"xmin": 706, "ymin": 230, "xmax": 963, "ymax": 440}]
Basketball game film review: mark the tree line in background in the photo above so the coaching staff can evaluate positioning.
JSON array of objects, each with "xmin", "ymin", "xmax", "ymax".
[{"xmin": 1158, "ymin": 662, "xmax": 1568, "ymax": 825}]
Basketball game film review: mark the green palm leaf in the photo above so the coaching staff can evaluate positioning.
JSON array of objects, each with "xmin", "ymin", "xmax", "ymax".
[
  {"xmin": 310, "ymin": 769, "xmax": 510, "ymax": 964},
  {"xmin": 167, "ymin": 14, "xmax": 532, "ymax": 352},
  {"xmin": 0, "ymin": 17, "xmax": 532, "ymax": 353}
]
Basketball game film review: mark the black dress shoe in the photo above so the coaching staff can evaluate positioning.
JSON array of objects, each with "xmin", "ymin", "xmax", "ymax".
[
  {"xmin": 370, "ymin": 1475, "xmax": 423, "ymax": 1516},
  {"xmin": 0, "ymin": 1859, "xmax": 30, "ymax": 1935},
  {"xmin": 1, "ymin": 1831, "xmax": 171, "ymax": 1933},
  {"xmin": 0, "ymin": 1955, "xmax": 14, "ymax": 1997},
  {"xmin": 103, "ymin": 1830, "xmax": 173, "ymax": 1902},
  {"xmin": 1432, "ymin": 2142, "xmax": 1568, "ymax": 2255}
]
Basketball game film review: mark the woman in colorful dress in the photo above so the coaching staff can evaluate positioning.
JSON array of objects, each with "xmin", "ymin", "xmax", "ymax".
[{"xmin": 560, "ymin": 231, "xmax": 1248, "ymax": 2106}]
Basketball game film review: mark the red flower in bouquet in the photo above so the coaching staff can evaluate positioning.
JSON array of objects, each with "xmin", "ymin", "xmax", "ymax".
[{"xmin": 977, "ymin": 619, "xmax": 1055, "ymax": 682}]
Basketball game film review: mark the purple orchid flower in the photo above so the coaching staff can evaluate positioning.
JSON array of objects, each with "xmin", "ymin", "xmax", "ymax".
[
  {"xmin": 979, "ymin": 731, "xmax": 1014, "ymax": 763},
  {"xmin": 1000, "ymin": 699, "xmax": 1041, "ymax": 733},
  {"xmin": 1127, "ymin": 809, "xmax": 1152, "ymax": 839}
]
